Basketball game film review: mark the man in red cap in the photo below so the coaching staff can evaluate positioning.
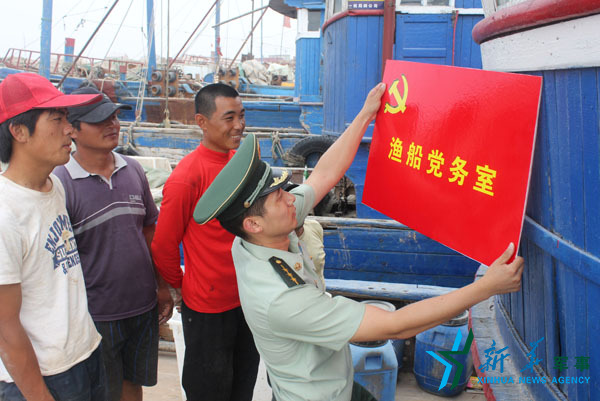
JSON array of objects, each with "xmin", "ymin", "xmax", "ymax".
[{"xmin": 0, "ymin": 73, "xmax": 107, "ymax": 401}]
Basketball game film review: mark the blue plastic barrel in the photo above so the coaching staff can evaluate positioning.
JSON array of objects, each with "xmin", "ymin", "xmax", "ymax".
[
  {"xmin": 350, "ymin": 300, "xmax": 398, "ymax": 401},
  {"xmin": 391, "ymin": 338, "xmax": 405, "ymax": 371},
  {"xmin": 413, "ymin": 311, "xmax": 472, "ymax": 396}
]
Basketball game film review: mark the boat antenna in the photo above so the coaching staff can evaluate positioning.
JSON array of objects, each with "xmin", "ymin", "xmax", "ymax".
[
  {"xmin": 163, "ymin": 0, "xmax": 171, "ymax": 128},
  {"xmin": 57, "ymin": 0, "xmax": 120, "ymax": 90},
  {"xmin": 168, "ymin": 0, "xmax": 219, "ymax": 70},
  {"xmin": 228, "ymin": 7, "xmax": 268, "ymax": 70}
]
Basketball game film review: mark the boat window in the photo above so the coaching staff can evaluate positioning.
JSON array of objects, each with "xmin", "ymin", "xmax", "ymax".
[
  {"xmin": 307, "ymin": 10, "xmax": 321, "ymax": 32},
  {"xmin": 495, "ymin": 0, "xmax": 528, "ymax": 9},
  {"xmin": 333, "ymin": 0, "xmax": 344, "ymax": 14}
]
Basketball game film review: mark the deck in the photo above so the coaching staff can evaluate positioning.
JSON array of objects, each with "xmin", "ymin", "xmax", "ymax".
[{"xmin": 144, "ymin": 349, "xmax": 486, "ymax": 401}]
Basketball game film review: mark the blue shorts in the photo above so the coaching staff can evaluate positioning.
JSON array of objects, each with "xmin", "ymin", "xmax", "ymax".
[{"xmin": 0, "ymin": 345, "xmax": 107, "ymax": 401}]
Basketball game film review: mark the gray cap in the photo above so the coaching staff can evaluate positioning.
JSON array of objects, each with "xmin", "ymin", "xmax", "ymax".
[{"xmin": 67, "ymin": 86, "xmax": 132, "ymax": 124}]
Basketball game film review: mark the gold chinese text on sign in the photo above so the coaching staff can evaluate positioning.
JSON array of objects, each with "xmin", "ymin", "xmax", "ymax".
[{"xmin": 384, "ymin": 74, "xmax": 497, "ymax": 196}]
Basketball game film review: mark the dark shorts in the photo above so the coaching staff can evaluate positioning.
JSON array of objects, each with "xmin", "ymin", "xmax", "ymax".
[
  {"xmin": 0, "ymin": 345, "xmax": 107, "ymax": 401},
  {"xmin": 181, "ymin": 301, "xmax": 260, "ymax": 401},
  {"xmin": 350, "ymin": 381, "xmax": 378, "ymax": 401},
  {"xmin": 94, "ymin": 306, "xmax": 158, "ymax": 401}
]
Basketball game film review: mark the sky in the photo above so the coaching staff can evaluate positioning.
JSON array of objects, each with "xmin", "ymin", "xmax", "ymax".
[{"xmin": 0, "ymin": 0, "xmax": 297, "ymax": 63}]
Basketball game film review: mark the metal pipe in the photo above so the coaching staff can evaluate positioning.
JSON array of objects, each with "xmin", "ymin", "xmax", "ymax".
[
  {"xmin": 260, "ymin": 0, "xmax": 263, "ymax": 63},
  {"xmin": 163, "ymin": 0, "xmax": 171, "ymax": 127},
  {"xmin": 214, "ymin": 0, "xmax": 221, "ymax": 70},
  {"xmin": 212, "ymin": 5, "xmax": 267, "ymax": 28},
  {"xmin": 146, "ymin": 0, "xmax": 157, "ymax": 81},
  {"xmin": 40, "ymin": 0, "xmax": 53, "ymax": 78},
  {"xmin": 250, "ymin": 0, "xmax": 255, "ymax": 56},
  {"xmin": 381, "ymin": 0, "xmax": 396, "ymax": 78},
  {"xmin": 169, "ymin": 0, "xmax": 219, "ymax": 69},
  {"xmin": 228, "ymin": 7, "xmax": 268, "ymax": 69},
  {"xmin": 57, "ymin": 0, "xmax": 120, "ymax": 89}
]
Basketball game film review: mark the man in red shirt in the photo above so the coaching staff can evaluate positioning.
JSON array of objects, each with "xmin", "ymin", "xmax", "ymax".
[{"xmin": 151, "ymin": 83, "xmax": 258, "ymax": 401}]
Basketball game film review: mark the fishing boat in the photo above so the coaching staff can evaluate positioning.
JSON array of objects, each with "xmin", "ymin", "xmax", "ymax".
[
  {"xmin": 3, "ymin": 0, "xmax": 559, "ymax": 397},
  {"xmin": 468, "ymin": 0, "xmax": 600, "ymax": 400}
]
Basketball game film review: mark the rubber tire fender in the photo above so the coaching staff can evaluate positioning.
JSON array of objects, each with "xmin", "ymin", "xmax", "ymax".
[{"xmin": 288, "ymin": 135, "xmax": 336, "ymax": 167}]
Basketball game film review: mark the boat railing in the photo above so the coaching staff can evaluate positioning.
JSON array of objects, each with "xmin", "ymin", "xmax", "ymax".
[{"xmin": 1, "ymin": 47, "xmax": 145, "ymax": 79}]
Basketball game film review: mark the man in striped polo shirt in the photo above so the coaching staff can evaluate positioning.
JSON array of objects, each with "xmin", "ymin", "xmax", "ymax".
[{"xmin": 54, "ymin": 86, "xmax": 174, "ymax": 401}]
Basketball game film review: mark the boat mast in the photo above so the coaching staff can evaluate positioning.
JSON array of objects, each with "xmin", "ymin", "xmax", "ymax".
[
  {"xmin": 250, "ymin": 0, "xmax": 254, "ymax": 57},
  {"xmin": 146, "ymin": 0, "xmax": 157, "ymax": 80},
  {"xmin": 40, "ymin": 0, "xmax": 52, "ymax": 78},
  {"xmin": 260, "ymin": 0, "xmax": 263, "ymax": 63},
  {"xmin": 214, "ymin": 0, "xmax": 221, "ymax": 82}
]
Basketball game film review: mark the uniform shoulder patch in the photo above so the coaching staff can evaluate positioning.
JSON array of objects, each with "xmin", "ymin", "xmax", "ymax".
[{"xmin": 268, "ymin": 257, "xmax": 306, "ymax": 288}]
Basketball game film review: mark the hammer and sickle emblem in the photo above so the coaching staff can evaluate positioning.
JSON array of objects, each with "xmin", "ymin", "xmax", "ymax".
[{"xmin": 384, "ymin": 75, "xmax": 408, "ymax": 114}]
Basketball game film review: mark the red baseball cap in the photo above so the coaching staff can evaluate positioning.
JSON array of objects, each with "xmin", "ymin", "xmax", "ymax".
[{"xmin": 0, "ymin": 73, "xmax": 102, "ymax": 124}]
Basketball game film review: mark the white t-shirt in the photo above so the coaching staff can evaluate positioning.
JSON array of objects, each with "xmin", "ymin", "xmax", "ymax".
[{"xmin": 0, "ymin": 174, "xmax": 101, "ymax": 381}]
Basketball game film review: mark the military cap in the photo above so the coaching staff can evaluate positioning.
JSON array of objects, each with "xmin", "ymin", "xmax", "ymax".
[{"xmin": 193, "ymin": 133, "xmax": 291, "ymax": 224}]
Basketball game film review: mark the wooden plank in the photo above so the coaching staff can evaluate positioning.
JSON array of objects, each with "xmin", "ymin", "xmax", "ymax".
[
  {"xmin": 526, "ymin": 71, "xmax": 551, "ymax": 227},
  {"xmin": 554, "ymin": 263, "xmax": 568, "ymax": 394},
  {"xmin": 522, "ymin": 217, "xmax": 600, "ymax": 286},
  {"xmin": 325, "ymin": 279, "xmax": 455, "ymax": 301},
  {"xmin": 325, "ymin": 269, "xmax": 472, "ymax": 288},
  {"xmin": 324, "ymin": 249, "xmax": 478, "ymax": 276},
  {"xmin": 564, "ymin": 71, "xmax": 585, "ymax": 249},
  {"xmin": 587, "ymin": 281, "xmax": 600, "ymax": 397},
  {"xmin": 560, "ymin": 265, "xmax": 588, "ymax": 400},
  {"xmin": 323, "ymin": 226, "xmax": 471, "ymax": 253},
  {"xmin": 541, "ymin": 250, "xmax": 558, "ymax": 377},
  {"xmin": 581, "ymin": 68, "xmax": 600, "ymax": 256},
  {"xmin": 520, "ymin": 240, "xmax": 532, "ymax": 348}
]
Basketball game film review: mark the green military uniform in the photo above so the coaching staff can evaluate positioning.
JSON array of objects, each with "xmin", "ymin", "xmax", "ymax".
[
  {"xmin": 232, "ymin": 184, "xmax": 365, "ymax": 401},
  {"xmin": 194, "ymin": 134, "xmax": 368, "ymax": 401}
]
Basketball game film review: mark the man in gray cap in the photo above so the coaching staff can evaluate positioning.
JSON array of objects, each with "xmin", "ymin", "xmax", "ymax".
[
  {"xmin": 53, "ymin": 86, "xmax": 173, "ymax": 401},
  {"xmin": 194, "ymin": 83, "xmax": 525, "ymax": 401}
]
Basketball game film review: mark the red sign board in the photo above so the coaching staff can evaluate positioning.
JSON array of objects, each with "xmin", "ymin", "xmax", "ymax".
[{"xmin": 363, "ymin": 60, "xmax": 542, "ymax": 266}]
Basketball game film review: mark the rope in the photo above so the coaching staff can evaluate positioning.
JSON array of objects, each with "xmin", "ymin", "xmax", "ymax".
[
  {"xmin": 97, "ymin": 0, "xmax": 135, "ymax": 77},
  {"xmin": 271, "ymin": 131, "xmax": 284, "ymax": 162},
  {"xmin": 123, "ymin": 0, "xmax": 157, "ymax": 152}
]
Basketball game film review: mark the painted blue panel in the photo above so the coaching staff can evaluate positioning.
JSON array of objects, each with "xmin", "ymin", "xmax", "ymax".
[
  {"xmin": 300, "ymin": 104, "xmax": 324, "ymax": 134},
  {"xmin": 540, "ymin": 250, "xmax": 558, "ymax": 376},
  {"xmin": 454, "ymin": 15, "xmax": 483, "ymax": 68},
  {"xmin": 323, "ymin": 18, "xmax": 348, "ymax": 135},
  {"xmin": 323, "ymin": 12, "xmax": 482, "ymax": 137},
  {"xmin": 526, "ymin": 72, "xmax": 553, "ymax": 228},
  {"xmin": 497, "ymin": 66, "xmax": 600, "ymax": 400},
  {"xmin": 345, "ymin": 16, "xmax": 382, "ymax": 125},
  {"xmin": 322, "ymin": 225, "xmax": 479, "ymax": 287},
  {"xmin": 588, "ymin": 281, "xmax": 600, "ymax": 397},
  {"xmin": 296, "ymin": 37, "xmax": 322, "ymax": 99},
  {"xmin": 581, "ymin": 69, "xmax": 600, "ymax": 256},
  {"xmin": 549, "ymin": 71, "xmax": 584, "ymax": 247},
  {"xmin": 455, "ymin": 0, "xmax": 482, "ymax": 8},
  {"xmin": 395, "ymin": 14, "xmax": 452, "ymax": 65}
]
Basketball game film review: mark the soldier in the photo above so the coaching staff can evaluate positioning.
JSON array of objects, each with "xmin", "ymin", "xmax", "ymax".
[{"xmin": 192, "ymin": 83, "xmax": 524, "ymax": 401}]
